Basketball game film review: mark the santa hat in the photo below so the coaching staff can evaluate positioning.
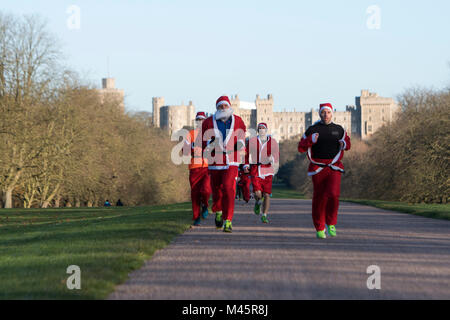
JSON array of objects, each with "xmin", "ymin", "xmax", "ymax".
[
  {"xmin": 195, "ymin": 111, "xmax": 207, "ymax": 120},
  {"xmin": 257, "ymin": 122, "xmax": 268, "ymax": 129},
  {"xmin": 319, "ymin": 103, "xmax": 333, "ymax": 113},
  {"xmin": 216, "ymin": 96, "xmax": 231, "ymax": 109}
]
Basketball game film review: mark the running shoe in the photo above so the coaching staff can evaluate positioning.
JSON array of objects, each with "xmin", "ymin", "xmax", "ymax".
[
  {"xmin": 215, "ymin": 211, "xmax": 223, "ymax": 229},
  {"xmin": 327, "ymin": 225, "xmax": 337, "ymax": 237},
  {"xmin": 223, "ymin": 220, "xmax": 232, "ymax": 233},
  {"xmin": 316, "ymin": 229, "xmax": 326, "ymax": 239},
  {"xmin": 201, "ymin": 205, "xmax": 209, "ymax": 219},
  {"xmin": 193, "ymin": 217, "xmax": 201, "ymax": 226},
  {"xmin": 261, "ymin": 215, "xmax": 268, "ymax": 223},
  {"xmin": 254, "ymin": 201, "xmax": 261, "ymax": 215}
]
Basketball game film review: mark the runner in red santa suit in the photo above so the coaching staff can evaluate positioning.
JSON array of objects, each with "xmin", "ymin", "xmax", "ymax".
[
  {"xmin": 298, "ymin": 103, "xmax": 351, "ymax": 238},
  {"xmin": 237, "ymin": 164, "xmax": 251, "ymax": 203},
  {"xmin": 183, "ymin": 112, "xmax": 211, "ymax": 227},
  {"xmin": 202, "ymin": 96, "xmax": 247, "ymax": 233},
  {"xmin": 245, "ymin": 123, "xmax": 279, "ymax": 224}
]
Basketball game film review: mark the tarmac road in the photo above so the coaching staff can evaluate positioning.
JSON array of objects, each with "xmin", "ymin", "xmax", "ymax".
[{"xmin": 109, "ymin": 199, "xmax": 450, "ymax": 299}]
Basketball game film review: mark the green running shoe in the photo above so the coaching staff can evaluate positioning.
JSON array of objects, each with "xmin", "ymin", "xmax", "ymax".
[
  {"xmin": 327, "ymin": 225, "xmax": 337, "ymax": 237},
  {"xmin": 316, "ymin": 229, "xmax": 326, "ymax": 239},
  {"xmin": 254, "ymin": 201, "xmax": 261, "ymax": 215},
  {"xmin": 215, "ymin": 211, "xmax": 223, "ymax": 229},
  {"xmin": 261, "ymin": 215, "xmax": 268, "ymax": 224},
  {"xmin": 223, "ymin": 220, "xmax": 232, "ymax": 233}
]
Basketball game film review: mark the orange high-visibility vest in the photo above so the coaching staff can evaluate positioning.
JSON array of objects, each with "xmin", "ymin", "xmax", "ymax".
[{"xmin": 186, "ymin": 129, "xmax": 208, "ymax": 170}]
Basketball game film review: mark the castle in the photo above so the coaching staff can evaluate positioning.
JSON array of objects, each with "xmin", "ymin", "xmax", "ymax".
[
  {"xmin": 153, "ymin": 89, "xmax": 400, "ymax": 141},
  {"xmin": 97, "ymin": 78, "xmax": 125, "ymax": 113}
]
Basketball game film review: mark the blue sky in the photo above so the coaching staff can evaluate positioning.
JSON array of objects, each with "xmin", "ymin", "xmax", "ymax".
[{"xmin": 2, "ymin": 0, "xmax": 449, "ymax": 113}]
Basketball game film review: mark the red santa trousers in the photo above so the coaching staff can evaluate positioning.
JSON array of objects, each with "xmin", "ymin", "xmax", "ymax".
[
  {"xmin": 311, "ymin": 166, "xmax": 341, "ymax": 231},
  {"xmin": 252, "ymin": 175, "xmax": 273, "ymax": 195},
  {"xmin": 209, "ymin": 166, "xmax": 239, "ymax": 221},
  {"xmin": 189, "ymin": 167, "xmax": 211, "ymax": 220},
  {"xmin": 238, "ymin": 173, "xmax": 251, "ymax": 202}
]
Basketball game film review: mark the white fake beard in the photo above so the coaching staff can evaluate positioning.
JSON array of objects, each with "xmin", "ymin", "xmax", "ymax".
[{"xmin": 215, "ymin": 108, "xmax": 233, "ymax": 121}]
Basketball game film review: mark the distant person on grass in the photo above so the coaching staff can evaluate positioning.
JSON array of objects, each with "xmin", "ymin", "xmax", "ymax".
[
  {"xmin": 298, "ymin": 103, "xmax": 351, "ymax": 239},
  {"xmin": 116, "ymin": 199, "xmax": 123, "ymax": 206},
  {"xmin": 245, "ymin": 122, "xmax": 279, "ymax": 224},
  {"xmin": 183, "ymin": 111, "xmax": 211, "ymax": 227},
  {"xmin": 104, "ymin": 200, "xmax": 111, "ymax": 207}
]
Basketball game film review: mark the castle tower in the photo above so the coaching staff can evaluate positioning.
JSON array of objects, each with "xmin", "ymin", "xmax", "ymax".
[
  {"xmin": 255, "ymin": 94, "xmax": 274, "ymax": 134},
  {"xmin": 152, "ymin": 97, "xmax": 165, "ymax": 127},
  {"xmin": 230, "ymin": 94, "xmax": 240, "ymax": 115},
  {"xmin": 187, "ymin": 100, "xmax": 195, "ymax": 128},
  {"xmin": 356, "ymin": 90, "xmax": 399, "ymax": 140},
  {"xmin": 97, "ymin": 78, "xmax": 125, "ymax": 113},
  {"xmin": 102, "ymin": 78, "xmax": 115, "ymax": 89}
]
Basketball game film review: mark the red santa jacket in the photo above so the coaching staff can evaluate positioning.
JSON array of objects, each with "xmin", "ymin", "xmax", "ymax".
[
  {"xmin": 298, "ymin": 121, "xmax": 351, "ymax": 176},
  {"xmin": 245, "ymin": 135, "xmax": 279, "ymax": 178},
  {"xmin": 201, "ymin": 114, "xmax": 246, "ymax": 170}
]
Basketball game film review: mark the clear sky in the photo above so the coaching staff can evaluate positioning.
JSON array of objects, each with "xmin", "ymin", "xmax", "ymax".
[{"xmin": 2, "ymin": 0, "xmax": 449, "ymax": 113}]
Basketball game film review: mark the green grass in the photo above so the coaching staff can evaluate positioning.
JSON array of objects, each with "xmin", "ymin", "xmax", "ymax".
[
  {"xmin": 272, "ymin": 184, "xmax": 449, "ymax": 221},
  {"xmin": 271, "ymin": 185, "xmax": 305, "ymax": 199},
  {"xmin": 0, "ymin": 203, "xmax": 192, "ymax": 299},
  {"xmin": 340, "ymin": 198, "xmax": 450, "ymax": 221}
]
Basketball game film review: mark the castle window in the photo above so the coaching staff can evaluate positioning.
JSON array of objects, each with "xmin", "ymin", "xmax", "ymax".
[
  {"xmin": 368, "ymin": 125, "xmax": 372, "ymax": 132},
  {"xmin": 290, "ymin": 127, "xmax": 293, "ymax": 133}
]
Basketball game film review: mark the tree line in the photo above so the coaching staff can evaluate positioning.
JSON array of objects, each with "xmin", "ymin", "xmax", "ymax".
[
  {"xmin": 278, "ymin": 87, "xmax": 450, "ymax": 204},
  {"xmin": 0, "ymin": 13, "xmax": 190, "ymax": 208}
]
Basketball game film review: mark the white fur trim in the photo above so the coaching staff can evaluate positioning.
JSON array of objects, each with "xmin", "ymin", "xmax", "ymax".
[
  {"xmin": 339, "ymin": 131, "xmax": 347, "ymax": 150},
  {"xmin": 319, "ymin": 106, "xmax": 333, "ymax": 113},
  {"xmin": 307, "ymin": 130, "xmax": 345, "ymax": 175},
  {"xmin": 216, "ymin": 100, "xmax": 231, "ymax": 108},
  {"xmin": 223, "ymin": 114, "xmax": 235, "ymax": 146}
]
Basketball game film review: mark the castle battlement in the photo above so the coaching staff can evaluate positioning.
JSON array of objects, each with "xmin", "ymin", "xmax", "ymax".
[{"xmin": 151, "ymin": 90, "xmax": 399, "ymax": 141}]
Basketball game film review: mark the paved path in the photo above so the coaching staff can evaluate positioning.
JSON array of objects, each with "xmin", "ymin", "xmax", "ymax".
[{"xmin": 109, "ymin": 199, "xmax": 450, "ymax": 299}]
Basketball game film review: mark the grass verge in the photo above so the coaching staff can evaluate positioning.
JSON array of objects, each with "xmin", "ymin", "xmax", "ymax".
[
  {"xmin": 341, "ymin": 198, "xmax": 450, "ymax": 221},
  {"xmin": 0, "ymin": 203, "xmax": 192, "ymax": 299},
  {"xmin": 271, "ymin": 185, "xmax": 306, "ymax": 199}
]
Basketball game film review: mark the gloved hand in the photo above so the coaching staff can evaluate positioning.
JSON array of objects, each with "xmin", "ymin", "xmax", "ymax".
[{"xmin": 311, "ymin": 133, "xmax": 319, "ymax": 144}]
